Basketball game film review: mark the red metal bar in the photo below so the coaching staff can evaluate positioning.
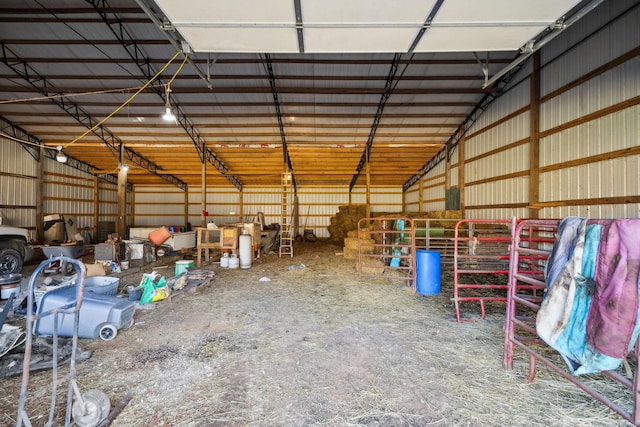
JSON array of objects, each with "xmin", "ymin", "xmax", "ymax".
[{"xmin": 453, "ymin": 219, "xmax": 514, "ymax": 322}]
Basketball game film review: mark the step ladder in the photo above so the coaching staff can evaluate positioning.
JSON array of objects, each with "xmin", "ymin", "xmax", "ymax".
[{"xmin": 279, "ymin": 171, "xmax": 294, "ymax": 257}]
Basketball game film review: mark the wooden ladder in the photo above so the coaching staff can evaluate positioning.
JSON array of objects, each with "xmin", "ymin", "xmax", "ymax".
[{"xmin": 279, "ymin": 172, "xmax": 294, "ymax": 257}]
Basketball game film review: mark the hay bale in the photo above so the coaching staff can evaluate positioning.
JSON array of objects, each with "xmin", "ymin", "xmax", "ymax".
[
  {"xmin": 360, "ymin": 259, "xmax": 386, "ymax": 275},
  {"xmin": 343, "ymin": 247, "xmax": 359, "ymax": 260},
  {"xmin": 327, "ymin": 205, "xmax": 368, "ymax": 243}
]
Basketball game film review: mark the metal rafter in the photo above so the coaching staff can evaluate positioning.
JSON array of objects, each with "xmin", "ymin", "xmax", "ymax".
[
  {"xmin": 349, "ymin": 53, "xmax": 403, "ymax": 192},
  {"xmin": 264, "ymin": 53, "xmax": 296, "ymax": 191},
  {"xmin": 0, "ymin": 42, "xmax": 187, "ymax": 190},
  {"xmin": 408, "ymin": 0, "xmax": 445, "ymax": 53},
  {"xmin": 0, "ymin": 115, "xmax": 125, "ymax": 188},
  {"xmin": 94, "ymin": 0, "xmax": 243, "ymax": 190}
]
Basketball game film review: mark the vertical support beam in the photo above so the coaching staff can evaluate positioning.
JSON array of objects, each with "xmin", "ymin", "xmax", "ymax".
[
  {"xmin": 529, "ymin": 52, "xmax": 541, "ymax": 219},
  {"xmin": 93, "ymin": 177, "xmax": 99, "ymax": 242},
  {"xmin": 35, "ymin": 145, "xmax": 44, "ymax": 241},
  {"xmin": 419, "ymin": 179, "xmax": 424, "ymax": 214},
  {"xmin": 117, "ymin": 164, "xmax": 127, "ymax": 237},
  {"xmin": 201, "ymin": 160, "xmax": 207, "ymax": 226},
  {"xmin": 184, "ymin": 188, "xmax": 189, "ymax": 228},
  {"xmin": 130, "ymin": 186, "xmax": 136, "ymax": 228},
  {"xmin": 458, "ymin": 137, "xmax": 466, "ymax": 215},
  {"xmin": 445, "ymin": 144, "xmax": 451, "ymax": 190},
  {"xmin": 365, "ymin": 156, "xmax": 371, "ymax": 218},
  {"xmin": 239, "ymin": 189, "xmax": 243, "ymax": 223}
]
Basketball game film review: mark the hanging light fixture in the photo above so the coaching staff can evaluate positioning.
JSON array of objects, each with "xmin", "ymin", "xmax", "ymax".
[
  {"xmin": 162, "ymin": 85, "xmax": 176, "ymax": 122},
  {"xmin": 55, "ymin": 145, "xmax": 68, "ymax": 163}
]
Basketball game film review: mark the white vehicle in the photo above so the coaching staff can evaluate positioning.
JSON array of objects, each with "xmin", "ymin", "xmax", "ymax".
[{"xmin": 0, "ymin": 225, "xmax": 34, "ymax": 274}]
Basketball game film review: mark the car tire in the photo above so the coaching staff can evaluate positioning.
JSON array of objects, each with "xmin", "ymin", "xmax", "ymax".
[{"xmin": 0, "ymin": 248, "xmax": 23, "ymax": 275}]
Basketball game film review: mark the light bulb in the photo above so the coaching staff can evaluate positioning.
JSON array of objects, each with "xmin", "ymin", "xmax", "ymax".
[
  {"xmin": 163, "ymin": 106, "xmax": 176, "ymax": 121},
  {"xmin": 55, "ymin": 146, "xmax": 68, "ymax": 163}
]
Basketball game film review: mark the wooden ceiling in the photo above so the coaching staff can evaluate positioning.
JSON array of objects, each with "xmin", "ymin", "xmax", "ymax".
[{"xmin": 0, "ymin": 1, "xmax": 588, "ymax": 190}]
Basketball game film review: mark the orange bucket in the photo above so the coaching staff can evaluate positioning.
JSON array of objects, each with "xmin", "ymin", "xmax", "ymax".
[{"xmin": 148, "ymin": 226, "xmax": 171, "ymax": 246}]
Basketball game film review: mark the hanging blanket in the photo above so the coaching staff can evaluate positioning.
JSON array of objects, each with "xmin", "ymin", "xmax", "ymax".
[
  {"xmin": 586, "ymin": 219, "xmax": 640, "ymax": 358},
  {"xmin": 536, "ymin": 217, "xmax": 640, "ymax": 374}
]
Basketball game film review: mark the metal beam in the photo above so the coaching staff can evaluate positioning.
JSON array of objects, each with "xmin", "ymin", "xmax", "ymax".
[
  {"xmin": 264, "ymin": 53, "xmax": 297, "ymax": 192},
  {"xmin": 408, "ymin": 0, "xmax": 445, "ymax": 53},
  {"xmin": 293, "ymin": 0, "xmax": 304, "ymax": 53},
  {"xmin": 349, "ymin": 53, "xmax": 403, "ymax": 192},
  {"xmin": 0, "ymin": 115, "xmax": 125, "ymax": 188},
  {"xmin": 131, "ymin": 0, "xmax": 212, "ymax": 89},
  {"xmin": 0, "ymin": 42, "xmax": 187, "ymax": 191},
  {"xmin": 98, "ymin": 0, "xmax": 243, "ymax": 190}
]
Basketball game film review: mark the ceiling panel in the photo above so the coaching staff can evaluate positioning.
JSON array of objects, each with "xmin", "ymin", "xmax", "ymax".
[
  {"xmin": 156, "ymin": 0, "xmax": 296, "ymax": 24},
  {"xmin": 178, "ymin": 27, "xmax": 299, "ymax": 53},
  {"xmin": 304, "ymin": 27, "xmax": 420, "ymax": 53},
  {"xmin": 414, "ymin": 26, "xmax": 548, "ymax": 52},
  {"xmin": 155, "ymin": 0, "xmax": 585, "ymax": 53}
]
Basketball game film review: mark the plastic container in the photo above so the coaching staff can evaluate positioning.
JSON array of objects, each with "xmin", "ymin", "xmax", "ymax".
[
  {"xmin": 148, "ymin": 226, "xmax": 171, "ymax": 246},
  {"xmin": 239, "ymin": 233, "xmax": 252, "ymax": 269},
  {"xmin": 84, "ymin": 276, "xmax": 120, "ymax": 296},
  {"xmin": 0, "ymin": 273, "xmax": 21, "ymax": 299},
  {"xmin": 34, "ymin": 285, "xmax": 135, "ymax": 340},
  {"xmin": 228, "ymin": 254, "xmax": 239, "ymax": 269},
  {"xmin": 220, "ymin": 253, "xmax": 229, "ymax": 268},
  {"xmin": 175, "ymin": 260, "xmax": 194, "ymax": 276},
  {"xmin": 416, "ymin": 250, "xmax": 441, "ymax": 296}
]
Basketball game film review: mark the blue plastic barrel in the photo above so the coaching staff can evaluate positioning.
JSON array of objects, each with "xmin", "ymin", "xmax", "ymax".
[{"xmin": 416, "ymin": 250, "xmax": 441, "ymax": 295}]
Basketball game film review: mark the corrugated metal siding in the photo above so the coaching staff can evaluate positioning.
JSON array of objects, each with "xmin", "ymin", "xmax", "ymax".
[
  {"xmin": 0, "ymin": 138, "xmax": 37, "ymax": 228},
  {"xmin": 44, "ymin": 158, "xmax": 102, "ymax": 233},
  {"xmin": 134, "ymin": 186, "xmax": 188, "ymax": 227},
  {"xmin": 421, "ymin": 161, "xmax": 446, "ymax": 212},
  {"xmin": 541, "ymin": 1, "xmax": 640, "ymax": 93}
]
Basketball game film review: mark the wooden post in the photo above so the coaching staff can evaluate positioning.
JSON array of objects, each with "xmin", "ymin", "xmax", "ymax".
[
  {"xmin": 35, "ymin": 145, "xmax": 44, "ymax": 241},
  {"xmin": 130, "ymin": 186, "xmax": 135, "ymax": 228},
  {"xmin": 201, "ymin": 159, "xmax": 207, "ymax": 226},
  {"xmin": 184, "ymin": 188, "xmax": 189, "ymax": 228},
  {"xmin": 238, "ymin": 189, "xmax": 243, "ymax": 223},
  {"xmin": 529, "ymin": 51, "xmax": 541, "ymax": 219},
  {"xmin": 93, "ymin": 176, "xmax": 99, "ymax": 241},
  {"xmin": 418, "ymin": 179, "xmax": 424, "ymax": 214},
  {"xmin": 117, "ymin": 164, "xmax": 127, "ymax": 237},
  {"xmin": 458, "ymin": 138, "xmax": 465, "ymax": 215},
  {"xmin": 365, "ymin": 154, "xmax": 371, "ymax": 218}
]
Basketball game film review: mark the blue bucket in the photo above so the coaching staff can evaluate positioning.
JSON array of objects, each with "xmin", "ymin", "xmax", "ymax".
[{"xmin": 416, "ymin": 250, "xmax": 441, "ymax": 296}]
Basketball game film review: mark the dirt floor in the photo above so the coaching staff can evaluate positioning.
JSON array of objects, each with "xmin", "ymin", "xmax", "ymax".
[{"xmin": 0, "ymin": 241, "xmax": 634, "ymax": 426}]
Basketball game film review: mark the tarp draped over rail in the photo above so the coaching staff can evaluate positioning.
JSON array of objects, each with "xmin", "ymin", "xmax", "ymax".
[{"xmin": 536, "ymin": 216, "xmax": 640, "ymax": 375}]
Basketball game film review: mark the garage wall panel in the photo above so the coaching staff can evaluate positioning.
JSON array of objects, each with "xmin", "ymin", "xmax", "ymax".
[{"xmin": 0, "ymin": 139, "xmax": 37, "ymax": 228}]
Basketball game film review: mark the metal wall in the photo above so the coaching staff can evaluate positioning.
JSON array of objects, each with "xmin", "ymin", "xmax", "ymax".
[
  {"xmin": 0, "ymin": 139, "xmax": 37, "ymax": 228},
  {"xmin": 1, "ymin": 137, "xmax": 119, "ymax": 237},
  {"xmin": 458, "ymin": 0, "xmax": 640, "ymax": 220}
]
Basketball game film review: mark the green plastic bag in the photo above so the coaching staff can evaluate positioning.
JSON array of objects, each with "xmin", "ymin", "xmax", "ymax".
[{"xmin": 139, "ymin": 272, "xmax": 168, "ymax": 304}]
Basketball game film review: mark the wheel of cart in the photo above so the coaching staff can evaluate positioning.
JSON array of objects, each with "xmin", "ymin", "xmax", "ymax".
[
  {"xmin": 98, "ymin": 324, "xmax": 118, "ymax": 341},
  {"xmin": 41, "ymin": 245, "xmax": 87, "ymax": 276},
  {"xmin": 15, "ymin": 256, "xmax": 111, "ymax": 427}
]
